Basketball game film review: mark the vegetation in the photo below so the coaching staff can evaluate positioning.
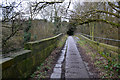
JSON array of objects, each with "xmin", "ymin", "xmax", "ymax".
[
  {"xmin": 1, "ymin": 0, "xmax": 68, "ymax": 54},
  {"xmin": 71, "ymin": 1, "xmax": 119, "ymax": 78},
  {"xmin": 1, "ymin": 0, "xmax": 119, "ymax": 79},
  {"xmin": 24, "ymin": 18, "xmax": 32, "ymax": 43},
  {"xmin": 75, "ymin": 35, "xmax": 120, "ymax": 78},
  {"xmin": 71, "ymin": 1, "xmax": 119, "ymax": 46}
]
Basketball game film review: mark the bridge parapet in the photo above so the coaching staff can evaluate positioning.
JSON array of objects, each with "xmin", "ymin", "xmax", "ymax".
[
  {"xmin": 1, "ymin": 33, "xmax": 63, "ymax": 79},
  {"xmin": 76, "ymin": 34, "xmax": 119, "ymax": 63}
]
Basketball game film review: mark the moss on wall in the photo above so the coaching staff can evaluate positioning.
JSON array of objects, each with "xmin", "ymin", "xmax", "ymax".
[
  {"xmin": 1, "ymin": 33, "xmax": 63, "ymax": 79},
  {"xmin": 76, "ymin": 34, "xmax": 119, "ymax": 63}
]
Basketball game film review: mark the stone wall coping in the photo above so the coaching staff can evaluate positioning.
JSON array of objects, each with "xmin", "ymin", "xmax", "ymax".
[
  {"xmin": 0, "ymin": 58, "xmax": 13, "ymax": 64},
  {"xmin": 1, "ymin": 33, "xmax": 62, "ymax": 65},
  {"xmin": 27, "ymin": 33, "xmax": 62, "ymax": 44},
  {"xmin": 0, "ymin": 50, "xmax": 31, "ymax": 67},
  {"xmin": 10, "ymin": 50, "xmax": 31, "ymax": 58},
  {"xmin": 80, "ymin": 34, "xmax": 119, "ymax": 53}
]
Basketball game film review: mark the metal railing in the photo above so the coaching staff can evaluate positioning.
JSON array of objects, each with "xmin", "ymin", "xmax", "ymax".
[{"xmin": 79, "ymin": 33, "xmax": 120, "ymax": 42}]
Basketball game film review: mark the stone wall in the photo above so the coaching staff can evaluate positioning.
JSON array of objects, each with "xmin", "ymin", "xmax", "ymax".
[
  {"xmin": 1, "ymin": 33, "xmax": 63, "ymax": 79},
  {"xmin": 76, "ymin": 34, "xmax": 119, "ymax": 63}
]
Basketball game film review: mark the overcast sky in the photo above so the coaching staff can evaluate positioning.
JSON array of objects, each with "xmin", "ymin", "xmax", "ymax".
[
  {"xmin": 0, "ymin": 0, "xmax": 75, "ymax": 20},
  {"xmin": 0, "ymin": 0, "xmax": 118, "ymax": 20}
]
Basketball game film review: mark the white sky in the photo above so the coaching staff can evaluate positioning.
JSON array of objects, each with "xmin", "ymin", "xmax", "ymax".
[
  {"xmin": 0, "ymin": 0, "xmax": 75, "ymax": 20},
  {"xmin": 0, "ymin": 0, "xmax": 119, "ymax": 20}
]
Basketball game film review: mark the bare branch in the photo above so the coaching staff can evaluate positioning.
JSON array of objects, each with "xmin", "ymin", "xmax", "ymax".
[
  {"xmin": 66, "ymin": 0, "xmax": 71, "ymax": 13},
  {"xmin": 75, "ymin": 19, "xmax": 120, "ymax": 27},
  {"xmin": 2, "ymin": 23, "xmax": 22, "ymax": 46},
  {"xmin": 108, "ymin": 2, "xmax": 120, "ymax": 13},
  {"xmin": 70, "ymin": 9, "xmax": 120, "ymax": 19},
  {"xmin": 33, "ymin": 1, "xmax": 64, "ymax": 12},
  {"xmin": 2, "ymin": 25, "xmax": 12, "ymax": 28}
]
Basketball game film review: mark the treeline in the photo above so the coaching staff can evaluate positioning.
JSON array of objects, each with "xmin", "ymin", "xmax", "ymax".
[
  {"xmin": 2, "ymin": 18, "xmax": 68, "ymax": 54},
  {"xmin": 1, "ymin": 0, "xmax": 69, "ymax": 54},
  {"xmin": 70, "ymin": 2, "xmax": 119, "ymax": 47}
]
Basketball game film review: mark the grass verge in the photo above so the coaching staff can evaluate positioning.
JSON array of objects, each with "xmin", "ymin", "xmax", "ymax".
[{"xmin": 74, "ymin": 35, "xmax": 119, "ymax": 78}]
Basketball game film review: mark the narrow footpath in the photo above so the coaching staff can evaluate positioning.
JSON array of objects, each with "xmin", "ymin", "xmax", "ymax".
[
  {"xmin": 65, "ymin": 36, "xmax": 89, "ymax": 78},
  {"xmin": 51, "ymin": 36, "xmax": 89, "ymax": 79}
]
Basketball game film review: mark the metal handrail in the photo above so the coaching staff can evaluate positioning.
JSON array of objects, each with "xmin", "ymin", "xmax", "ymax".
[{"xmin": 79, "ymin": 33, "xmax": 120, "ymax": 42}]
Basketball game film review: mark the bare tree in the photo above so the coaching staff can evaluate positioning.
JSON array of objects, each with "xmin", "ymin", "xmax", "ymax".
[
  {"xmin": 70, "ymin": 1, "xmax": 120, "ymax": 27},
  {"xmin": 2, "ymin": 1, "xmax": 24, "ymax": 46}
]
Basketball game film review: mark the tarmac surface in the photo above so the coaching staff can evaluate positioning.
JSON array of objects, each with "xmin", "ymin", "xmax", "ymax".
[{"xmin": 51, "ymin": 36, "xmax": 89, "ymax": 79}]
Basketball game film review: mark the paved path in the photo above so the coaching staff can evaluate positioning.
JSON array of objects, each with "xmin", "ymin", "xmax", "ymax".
[
  {"xmin": 65, "ymin": 36, "xmax": 89, "ymax": 78},
  {"xmin": 50, "ymin": 36, "xmax": 89, "ymax": 79}
]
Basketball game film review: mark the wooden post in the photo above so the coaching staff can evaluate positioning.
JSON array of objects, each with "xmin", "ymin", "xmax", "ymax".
[{"xmin": 92, "ymin": 22, "xmax": 95, "ymax": 41}]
